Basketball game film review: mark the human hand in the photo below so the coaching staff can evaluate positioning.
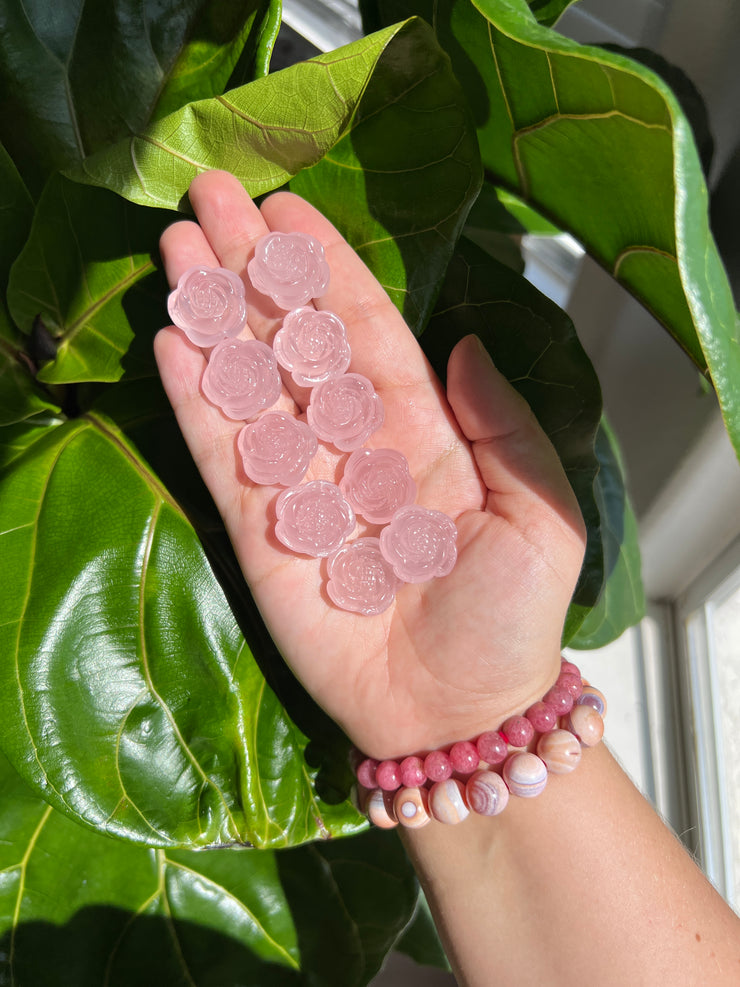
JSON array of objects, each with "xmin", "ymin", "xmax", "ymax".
[{"xmin": 155, "ymin": 170, "xmax": 586, "ymax": 760}]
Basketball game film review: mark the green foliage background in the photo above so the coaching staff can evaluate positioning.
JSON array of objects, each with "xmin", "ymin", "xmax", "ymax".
[{"xmin": 0, "ymin": 0, "xmax": 736, "ymax": 981}]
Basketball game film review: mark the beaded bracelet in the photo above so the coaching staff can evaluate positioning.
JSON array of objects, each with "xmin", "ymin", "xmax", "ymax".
[{"xmin": 353, "ymin": 659, "xmax": 606, "ymax": 829}]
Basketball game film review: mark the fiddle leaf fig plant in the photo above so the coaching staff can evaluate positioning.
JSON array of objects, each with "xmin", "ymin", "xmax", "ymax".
[{"xmin": 0, "ymin": 0, "xmax": 735, "ymax": 981}]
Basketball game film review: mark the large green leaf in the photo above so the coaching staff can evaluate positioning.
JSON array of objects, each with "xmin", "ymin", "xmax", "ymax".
[
  {"xmin": 362, "ymin": 0, "xmax": 740, "ymax": 459},
  {"xmin": 420, "ymin": 236, "xmax": 602, "ymax": 642},
  {"xmin": 569, "ymin": 420, "xmax": 645, "ymax": 649},
  {"xmin": 0, "ymin": 0, "xmax": 280, "ymax": 195},
  {"xmin": 74, "ymin": 18, "xmax": 481, "ymax": 334},
  {"xmin": 0, "ymin": 410, "xmax": 364, "ymax": 848},
  {"xmin": 7, "ymin": 174, "xmax": 176, "ymax": 384},
  {"xmin": 526, "ymin": 0, "xmax": 579, "ymax": 27},
  {"xmin": 0, "ymin": 751, "xmax": 420, "ymax": 986}
]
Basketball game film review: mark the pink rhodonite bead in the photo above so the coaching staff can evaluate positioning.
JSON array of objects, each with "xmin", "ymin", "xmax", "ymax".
[
  {"xmin": 379, "ymin": 506, "xmax": 457, "ymax": 583},
  {"xmin": 466, "ymin": 770, "xmax": 509, "ymax": 817},
  {"xmin": 376, "ymin": 760, "xmax": 402, "ymax": 791},
  {"xmin": 525, "ymin": 701, "xmax": 558, "ymax": 734},
  {"xmin": 201, "ymin": 338, "xmax": 281, "ymax": 420},
  {"xmin": 340, "ymin": 448, "xmax": 416, "ymax": 524},
  {"xmin": 273, "ymin": 307, "xmax": 351, "ymax": 387},
  {"xmin": 167, "ymin": 265, "xmax": 247, "ymax": 347},
  {"xmin": 502, "ymin": 715, "xmax": 535, "ymax": 748},
  {"xmin": 275, "ymin": 481, "xmax": 355, "ymax": 558},
  {"xmin": 543, "ymin": 683, "xmax": 575, "ymax": 717},
  {"xmin": 399, "ymin": 756, "xmax": 426, "ymax": 789},
  {"xmin": 237, "ymin": 412, "xmax": 317, "ymax": 486},
  {"xmin": 326, "ymin": 537, "xmax": 400, "ymax": 616},
  {"xmin": 356, "ymin": 757, "xmax": 379, "ymax": 789},
  {"xmin": 557, "ymin": 672, "xmax": 584, "ymax": 700},
  {"xmin": 248, "ymin": 232, "xmax": 330, "ymax": 309},
  {"xmin": 424, "ymin": 750, "xmax": 453, "ymax": 783},
  {"xmin": 307, "ymin": 373, "xmax": 384, "ymax": 451},
  {"xmin": 449, "ymin": 741, "xmax": 479, "ymax": 775},
  {"xmin": 476, "ymin": 731, "xmax": 508, "ymax": 765}
]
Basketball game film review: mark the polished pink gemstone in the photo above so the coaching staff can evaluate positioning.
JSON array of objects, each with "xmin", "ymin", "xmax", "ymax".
[
  {"xmin": 248, "ymin": 232, "xmax": 330, "ymax": 309},
  {"xmin": 428, "ymin": 778, "xmax": 470, "ymax": 825},
  {"xmin": 557, "ymin": 672, "xmax": 584, "ymax": 700},
  {"xmin": 237, "ymin": 412, "xmax": 317, "ymax": 486},
  {"xmin": 167, "ymin": 265, "xmax": 247, "ymax": 347},
  {"xmin": 466, "ymin": 770, "xmax": 509, "ymax": 817},
  {"xmin": 376, "ymin": 760, "xmax": 402, "ymax": 792},
  {"xmin": 503, "ymin": 752, "xmax": 548, "ymax": 798},
  {"xmin": 273, "ymin": 307, "xmax": 351, "ymax": 386},
  {"xmin": 356, "ymin": 757, "xmax": 379, "ymax": 789},
  {"xmin": 501, "ymin": 715, "xmax": 535, "ymax": 748},
  {"xmin": 307, "ymin": 373, "xmax": 384, "ymax": 451},
  {"xmin": 567, "ymin": 704, "xmax": 605, "ymax": 747},
  {"xmin": 366, "ymin": 788, "xmax": 398, "ymax": 829},
  {"xmin": 275, "ymin": 481, "xmax": 355, "ymax": 557},
  {"xmin": 537, "ymin": 729, "xmax": 582, "ymax": 774},
  {"xmin": 201, "ymin": 338, "xmax": 281, "ymax": 420},
  {"xmin": 577, "ymin": 686, "xmax": 607, "ymax": 717},
  {"xmin": 424, "ymin": 749, "xmax": 453, "ymax": 783},
  {"xmin": 525, "ymin": 701, "xmax": 558, "ymax": 734},
  {"xmin": 449, "ymin": 741, "xmax": 479, "ymax": 775},
  {"xmin": 394, "ymin": 786, "xmax": 431, "ymax": 829},
  {"xmin": 399, "ymin": 756, "xmax": 426, "ymax": 789},
  {"xmin": 326, "ymin": 537, "xmax": 400, "ymax": 616},
  {"xmin": 476, "ymin": 731, "xmax": 508, "ymax": 765},
  {"xmin": 379, "ymin": 505, "xmax": 457, "ymax": 583},
  {"xmin": 560, "ymin": 659, "xmax": 581, "ymax": 678},
  {"xmin": 543, "ymin": 683, "xmax": 575, "ymax": 716},
  {"xmin": 340, "ymin": 448, "xmax": 416, "ymax": 524}
]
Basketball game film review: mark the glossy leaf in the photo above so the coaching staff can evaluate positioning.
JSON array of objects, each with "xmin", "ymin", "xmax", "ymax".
[
  {"xmin": 362, "ymin": 0, "xmax": 740, "ymax": 459},
  {"xmin": 75, "ymin": 18, "xmax": 481, "ymax": 334},
  {"xmin": 526, "ymin": 0, "xmax": 579, "ymax": 27},
  {"xmin": 7, "ymin": 174, "xmax": 177, "ymax": 384},
  {"xmin": 0, "ymin": 751, "xmax": 420, "ymax": 986},
  {"xmin": 0, "ymin": 0, "xmax": 280, "ymax": 195},
  {"xmin": 0, "ymin": 410, "xmax": 365, "ymax": 848},
  {"xmin": 420, "ymin": 236, "xmax": 602, "ymax": 642},
  {"xmin": 569, "ymin": 420, "xmax": 645, "ymax": 649}
]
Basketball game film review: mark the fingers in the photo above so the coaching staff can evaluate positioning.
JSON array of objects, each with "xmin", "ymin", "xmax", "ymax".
[{"xmin": 447, "ymin": 335, "xmax": 585, "ymax": 543}]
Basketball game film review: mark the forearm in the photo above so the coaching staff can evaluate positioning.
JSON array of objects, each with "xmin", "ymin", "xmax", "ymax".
[{"xmin": 402, "ymin": 743, "xmax": 740, "ymax": 986}]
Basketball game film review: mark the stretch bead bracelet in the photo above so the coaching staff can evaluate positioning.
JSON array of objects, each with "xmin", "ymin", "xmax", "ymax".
[{"xmin": 354, "ymin": 659, "xmax": 606, "ymax": 829}]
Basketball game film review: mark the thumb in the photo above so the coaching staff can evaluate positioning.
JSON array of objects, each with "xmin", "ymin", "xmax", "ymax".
[{"xmin": 446, "ymin": 334, "xmax": 584, "ymax": 539}]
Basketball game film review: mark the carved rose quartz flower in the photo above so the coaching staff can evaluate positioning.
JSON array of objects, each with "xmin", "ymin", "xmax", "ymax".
[
  {"xmin": 379, "ymin": 505, "xmax": 458, "ymax": 583},
  {"xmin": 273, "ymin": 307, "xmax": 351, "ymax": 387},
  {"xmin": 167, "ymin": 266, "xmax": 247, "ymax": 347},
  {"xmin": 201, "ymin": 338, "xmax": 281, "ymax": 420},
  {"xmin": 307, "ymin": 374, "xmax": 384, "ymax": 452},
  {"xmin": 275, "ymin": 481, "xmax": 356, "ymax": 557},
  {"xmin": 248, "ymin": 232, "xmax": 330, "ymax": 309},
  {"xmin": 237, "ymin": 412, "xmax": 318, "ymax": 486},
  {"xmin": 340, "ymin": 448, "xmax": 416, "ymax": 524},
  {"xmin": 326, "ymin": 537, "xmax": 401, "ymax": 616}
]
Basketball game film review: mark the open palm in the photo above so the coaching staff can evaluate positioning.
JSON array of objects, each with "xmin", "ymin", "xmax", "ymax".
[{"xmin": 155, "ymin": 171, "xmax": 586, "ymax": 759}]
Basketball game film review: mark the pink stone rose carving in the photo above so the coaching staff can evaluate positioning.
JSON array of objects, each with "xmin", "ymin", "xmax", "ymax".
[
  {"xmin": 340, "ymin": 448, "xmax": 416, "ymax": 524},
  {"xmin": 307, "ymin": 374, "xmax": 384, "ymax": 452},
  {"xmin": 248, "ymin": 232, "xmax": 330, "ymax": 309},
  {"xmin": 201, "ymin": 338, "xmax": 281, "ymax": 421},
  {"xmin": 275, "ymin": 481, "xmax": 355, "ymax": 557},
  {"xmin": 379, "ymin": 505, "xmax": 458, "ymax": 583},
  {"xmin": 237, "ymin": 412, "xmax": 318, "ymax": 486},
  {"xmin": 326, "ymin": 537, "xmax": 401, "ymax": 616},
  {"xmin": 167, "ymin": 266, "xmax": 247, "ymax": 347},
  {"xmin": 273, "ymin": 307, "xmax": 351, "ymax": 387}
]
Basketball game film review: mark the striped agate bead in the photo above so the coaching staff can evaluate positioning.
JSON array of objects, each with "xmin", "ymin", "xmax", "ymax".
[
  {"xmin": 577, "ymin": 685, "xmax": 607, "ymax": 718},
  {"xmin": 567, "ymin": 704, "xmax": 604, "ymax": 747},
  {"xmin": 503, "ymin": 752, "xmax": 548, "ymax": 798},
  {"xmin": 428, "ymin": 778, "xmax": 470, "ymax": 824},
  {"xmin": 537, "ymin": 728, "xmax": 582, "ymax": 774},
  {"xmin": 366, "ymin": 788, "xmax": 398, "ymax": 829},
  {"xmin": 466, "ymin": 770, "xmax": 509, "ymax": 817},
  {"xmin": 394, "ymin": 787, "xmax": 432, "ymax": 829}
]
